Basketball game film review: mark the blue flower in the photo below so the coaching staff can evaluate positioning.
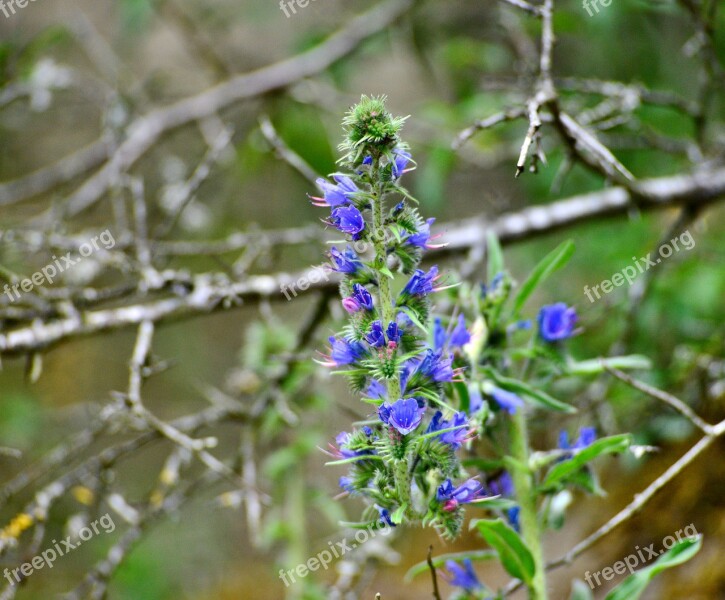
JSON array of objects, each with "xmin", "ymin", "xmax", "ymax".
[
  {"xmin": 386, "ymin": 321, "xmax": 401, "ymax": 343},
  {"xmin": 401, "ymin": 265, "xmax": 439, "ymax": 297},
  {"xmin": 437, "ymin": 478, "xmax": 486, "ymax": 506},
  {"xmin": 487, "ymin": 472, "xmax": 520, "ymax": 531},
  {"xmin": 426, "ymin": 410, "xmax": 470, "ymax": 449},
  {"xmin": 507, "ymin": 506, "xmax": 521, "ymax": 531},
  {"xmin": 365, "ymin": 321, "xmax": 386, "ymax": 348},
  {"xmin": 538, "ymin": 303, "xmax": 577, "ymax": 342},
  {"xmin": 329, "ymin": 246, "xmax": 361, "ymax": 274},
  {"xmin": 334, "ymin": 432, "xmax": 359, "ymax": 458},
  {"xmin": 328, "ymin": 336, "xmax": 365, "ymax": 366},
  {"xmin": 433, "ymin": 318, "xmax": 447, "ymax": 351},
  {"xmin": 432, "ymin": 314, "xmax": 470, "ymax": 350},
  {"xmin": 444, "ymin": 559, "xmax": 483, "ymax": 592},
  {"xmin": 406, "ymin": 217, "xmax": 435, "ymax": 248},
  {"xmin": 379, "ymin": 398, "xmax": 425, "ymax": 435},
  {"xmin": 333, "ymin": 431, "xmax": 375, "ymax": 460},
  {"xmin": 449, "ymin": 314, "xmax": 471, "ymax": 348},
  {"xmin": 559, "ymin": 427, "xmax": 596, "ymax": 452},
  {"xmin": 376, "ymin": 505, "xmax": 396, "ymax": 527},
  {"xmin": 352, "ymin": 283, "xmax": 374, "ymax": 310},
  {"xmin": 330, "ymin": 205, "xmax": 365, "ymax": 237},
  {"xmin": 313, "ymin": 174, "xmax": 358, "ymax": 207},
  {"xmin": 391, "ymin": 148, "xmax": 412, "ymax": 179},
  {"xmin": 367, "ymin": 379, "xmax": 387, "ymax": 399},
  {"xmin": 468, "ymin": 388, "xmax": 484, "ymax": 415},
  {"xmin": 490, "ymin": 386, "xmax": 524, "ymax": 414},
  {"xmin": 339, "ymin": 476, "xmax": 355, "ymax": 493},
  {"xmin": 481, "ymin": 272, "xmax": 505, "ymax": 299},
  {"xmin": 416, "ymin": 349, "xmax": 454, "ymax": 383}
]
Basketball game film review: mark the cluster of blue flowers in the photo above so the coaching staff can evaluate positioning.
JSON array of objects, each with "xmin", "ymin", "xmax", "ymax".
[{"xmin": 315, "ymin": 98, "xmax": 586, "ymax": 558}]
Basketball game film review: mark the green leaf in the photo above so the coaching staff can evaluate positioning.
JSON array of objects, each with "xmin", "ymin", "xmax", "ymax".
[
  {"xmin": 487, "ymin": 231, "xmax": 505, "ymax": 283},
  {"xmin": 542, "ymin": 435, "xmax": 632, "ymax": 489},
  {"xmin": 603, "ymin": 536, "xmax": 702, "ymax": 600},
  {"xmin": 391, "ymin": 503, "xmax": 407, "ymax": 525},
  {"xmin": 379, "ymin": 266, "xmax": 395, "ymax": 280},
  {"xmin": 512, "ymin": 240, "xmax": 575, "ymax": 315},
  {"xmin": 398, "ymin": 306, "xmax": 428, "ymax": 333},
  {"xmin": 484, "ymin": 369, "xmax": 576, "ymax": 413},
  {"xmin": 472, "ymin": 518, "xmax": 536, "ymax": 583},
  {"xmin": 569, "ymin": 579, "xmax": 594, "ymax": 600},
  {"xmin": 566, "ymin": 355, "xmax": 652, "ymax": 376},
  {"xmin": 404, "ymin": 550, "xmax": 497, "ymax": 581}
]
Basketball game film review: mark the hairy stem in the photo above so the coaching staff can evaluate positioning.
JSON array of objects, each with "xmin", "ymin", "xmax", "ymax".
[
  {"xmin": 370, "ymin": 157, "xmax": 409, "ymax": 510},
  {"xmin": 509, "ymin": 408, "xmax": 548, "ymax": 600},
  {"xmin": 370, "ymin": 158, "xmax": 400, "ymax": 401}
]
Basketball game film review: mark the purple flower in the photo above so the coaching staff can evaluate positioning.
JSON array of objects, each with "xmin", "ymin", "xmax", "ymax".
[
  {"xmin": 433, "ymin": 318, "xmax": 446, "ymax": 351},
  {"xmin": 426, "ymin": 410, "xmax": 470, "ymax": 449},
  {"xmin": 416, "ymin": 349, "xmax": 454, "ymax": 383},
  {"xmin": 487, "ymin": 471, "xmax": 514, "ymax": 498},
  {"xmin": 339, "ymin": 476, "xmax": 355, "ymax": 493},
  {"xmin": 559, "ymin": 427, "xmax": 596, "ymax": 452},
  {"xmin": 367, "ymin": 379, "xmax": 387, "ymax": 399},
  {"xmin": 333, "ymin": 431, "xmax": 375, "ymax": 460},
  {"xmin": 379, "ymin": 398, "xmax": 425, "ymax": 435},
  {"xmin": 334, "ymin": 432, "xmax": 359, "ymax": 458},
  {"xmin": 386, "ymin": 321, "xmax": 401, "ymax": 343},
  {"xmin": 444, "ymin": 559, "xmax": 483, "ymax": 592},
  {"xmin": 468, "ymin": 388, "xmax": 484, "ymax": 414},
  {"xmin": 538, "ymin": 303, "xmax": 577, "ymax": 342},
  {"xmin": 328, "ymin": 336, "xmax": 365, "ymax": 366},
  {"xmin": 391, "ymin": 148, "xmax": 412, "ymax": 179},
  {"xmin": 366, "ymin": 321, "xmax": 386, "ymax": 348},
  {"xmin": 490, "ymin": 386, "xmax": 524, "ymax": 414},
  {"xmin": 406, "ymin": 217, "xmax": 435, "ymax": 248},
  {"xmin": 330, "ymin": 205, "xmax": 365, "ymax": 237},
  {"xmin": 312, "ymin": 174, "xmax": 359, "ymax": 207},
  {"xmin": 487, "ymin": 472, "xmax": 520, "ymax": 531},
  {"xmin": 352, "ymin": 283, "xmax": 374, "ymax": 310},
  {"xmin": 401, "ymin": 265, "xmax": 439, "ymax": 297},
  {"xmin": 437, "ymin": 478, "xmax": 486, "ymax": 509},
  {"xmin": 449, "ymin": 314, "xmax": 471, "ymax": 347},
  {"xmin": 329, "ymin": 246, "xmax": 361, "ymax": 274},
  {"xmin": 342, "ymin": 296, "xmax": 361, "ymax": 313}
]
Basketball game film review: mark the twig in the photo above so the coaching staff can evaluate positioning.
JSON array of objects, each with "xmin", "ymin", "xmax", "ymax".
[
  {"xmin": 604, "ymin": 366, "xmax": 712, "ymax": 434},
  {"xmin": 2, "ymin": 165, "xmax": 725, "ymax": 355},
  {"xmin": 60, "ymin": 0, "xmax": 415, "ymax": 217},
  {"xmin": 259, "ymin": 115, "xmax": 319, "ymax": 184},
  {"xmin": 427, "ymin": 545, "xmax": 443, "ymax": 600}
]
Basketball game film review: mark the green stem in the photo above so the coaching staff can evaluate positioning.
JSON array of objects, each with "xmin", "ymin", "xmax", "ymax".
[
  {"xmin": 370, "ymin": 157, "xmax": 400, "ymax": 402},
  {"xmin": 394, "ymin": 455, "xmax": 411, "ymax": 511},
  {"xmin": 509, "ymin": 408, "xmax": 548, "ymax": 600},
  {"xmin": 370, "ymin": 157, "xmax": 410, "ymax": 512}
]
